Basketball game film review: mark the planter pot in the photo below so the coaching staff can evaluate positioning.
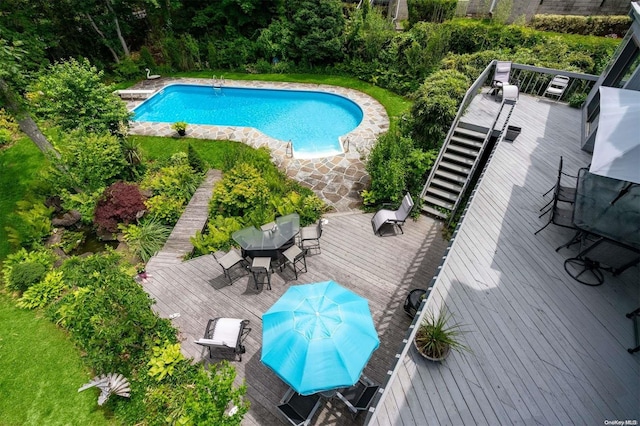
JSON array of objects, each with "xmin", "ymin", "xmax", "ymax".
[
  {"xmin": 505, "ymin": 125, "xmax": 521, "ymax": 142},
  {"xmin": 177, "ymin": 130, "xmax": 186, "ymax": 136},
  {"xmin": 413, "ymin": 338, "xmax": 450, "ymax": 362}
]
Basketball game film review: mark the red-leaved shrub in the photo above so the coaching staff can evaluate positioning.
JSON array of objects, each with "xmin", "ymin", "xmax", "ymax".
[{"xmin": 94, "ymin": 181, "xmax": 146, "ymax": 233}]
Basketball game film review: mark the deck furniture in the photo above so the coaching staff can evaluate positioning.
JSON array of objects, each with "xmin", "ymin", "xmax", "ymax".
[
  {"xmin": 276, "ymin": 387, "xmax": 323, "ymax": 426},
  {"xmin": 559, "ymin": 169, "xmax": 640, "ymax": 285},
  {"xmin": 542, "ymin": 75, "xmax": 570, "ymax": 101},
  {"xmin": 540, "ymin": 156, "xmax": 577, "ymax": 214},
  {"xmin": 250, "ymin": 256, "xmax": 273, "ymax": 290},
  {"xmin": 627, "ymin": 307, "xmax": 640, "ymax": 354},
  {"xmin": 281, "ymin": 244, "xmax": 307, "ymax": 280},
  {"xmin": 490, "ymin": 61, "xmax": 512, "ymax": 99},
  {"xmin": 371, "ymin": 193, "xmax": 414, "ymax": 236},
  {"xmin": 114, "ymin": 89, "xmax": 155, "ymax": 99},
  {"xmin": 299, "ymin": 220, "xmax": 323, "ymax": 254},
  {"xmin": 534, "ymin": 172, "xmax": 576, "ymax": 236},
  {"xmin": 195, "ymin": 318, "xmax": 251, "ymax": 361},
  {"xmin": 336, "ymin": 375, "xmax": 381, "ymax": 419},
  {"xmin": 212, "ymin": 250, "xmax": 247, "ymax": 284},
  {"xmin": 232, "ymin": 213, "xmax": 300, "ymax": 259}
]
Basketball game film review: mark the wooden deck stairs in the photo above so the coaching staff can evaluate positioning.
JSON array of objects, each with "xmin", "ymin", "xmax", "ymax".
[{"xmin": 421, "ymin": 95, "xmax": 518, "ymax": 219}]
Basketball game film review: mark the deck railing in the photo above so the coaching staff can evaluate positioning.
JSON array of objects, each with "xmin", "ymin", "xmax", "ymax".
[{"xmin": 509, "ymin": 64, "xmax": 599, "ymax": 102}]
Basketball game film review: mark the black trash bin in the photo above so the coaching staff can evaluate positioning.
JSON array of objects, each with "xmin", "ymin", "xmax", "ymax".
[
  {"xmin": 505, "ymin": 125, "xmax": 521, "ymax": 142},
  {"xmin": 404, "ymin": 289, "xmax": 427, "ymax": 319}
]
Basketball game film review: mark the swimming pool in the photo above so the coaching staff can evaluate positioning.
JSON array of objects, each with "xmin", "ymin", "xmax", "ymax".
[{"xmin": 133, "ymin": 84, "xmax": 364, "ymax": 158}]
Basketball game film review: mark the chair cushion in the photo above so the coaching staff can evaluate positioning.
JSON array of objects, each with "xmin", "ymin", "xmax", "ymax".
[
  {"xmin": 211, "ymin": 318, "xmax": 244, "ymax": 345},
  {"xmin": 195, "ymin": 337, "xmax": 231, "ymax": 347},
  {"xmin": 496, "ymin": 65, "xmax": 510, "ymax": 72},
  {"xmin": 218, "ymin": 251, "xmax": 243, "ymax": 269}
]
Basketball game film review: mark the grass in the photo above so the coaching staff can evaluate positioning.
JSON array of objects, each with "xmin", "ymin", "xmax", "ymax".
[
  {"xmin": 0, "ymin": 293, "xmax": 114, "ymax": 425},
  {"xmin": 0, "ymin": 138, "xmax": 47, "ymax": 260},
  {"xmin": 132, "ymin": 135, "xmax": 254, "ymax": 167}
]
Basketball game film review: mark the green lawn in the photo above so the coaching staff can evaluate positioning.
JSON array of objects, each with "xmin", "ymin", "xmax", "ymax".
[
  {"xmin": 133, "ymin": 135, "xmax": 253, "ymax": 166},
  {"xmin": 0, "ymin": 294, "xmax": 114, "ymax": 425},
  {"xmin": 0, "ymin": 138, "xmax": 47, "ymax": 260}
]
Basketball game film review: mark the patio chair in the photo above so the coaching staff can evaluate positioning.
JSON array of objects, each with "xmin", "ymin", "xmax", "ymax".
[
  {"xmin": 371, "ymin": 193, "xmax": 414, "ymax": 236},
  {"xmin": 534, "ymin": 180, "xmax": 576, "ymax": 235},
  {"xmin": 336, "ymin": 375, "xmax": 381, "ymax": 419},
  {"xmin": 543, "ymin": 75, "xmax": 570, "ymax": 101},
  {"xmin": 212, "ymin": 250, "xmax": 247, "ymax": 284},
  {"xmin": 195, "ymin": 318, "xmax": 251, "ymax": 361},
  {"xmin": 490, "ymin": 61, "xmax": 512, "ymax": 99},
  {"xmin": 299, "ymin": 220, "xmax": 323, "ymax": 254},
  {"xmin": 540, "ymin": 156, "xmax": 577, "ymax": 213},
  {"xmin": 281, "ymin": 244, "xmax": 307, "ymax": 280},
  {"xmin": 277, "ymin": 387, "xmax": 323, "ymax": 426}
]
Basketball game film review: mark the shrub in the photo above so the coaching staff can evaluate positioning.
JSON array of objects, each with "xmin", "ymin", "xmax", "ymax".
[
  {"xmin": 147, "ymin": 342, "xmax": 185, "ymax": 382},
  {"xmin": 0, "ymin": 108, "xmax": 19, "ymax": 145},
  {"xmin": 530, "ymin": 14, "xmax": 631, "ymax": 38},
  {"xmin": 191, "ymin": 215, "xmax": 244, "ymax": 256},
  {"xmin": 50, "ymin": 251, "xmax": 175, "ymax": 374},
  {"xmin": 187, "ymin": 144, "xmax": 207, "ymax": 173},
  {"xmin": 59, "ymin": 230, "xmax": 85, "ymax": 254},
  {"xmin": 17, "ymin": 270, "xmax": 68, "ymax": 309},
  {"xmin": 410, "ymin": 69, "xmax": 470, "ymax": 151},
  {"xmin": 569, "ymin": 92, "xmax": 588, "ymax": 108},
  {"xmin": 408, "ymin": 0, "xmax": 457, "ymax": 26},
  {"xmin": 2, "ymin": 248, "xmax": 55, "ymax": 293},
  {"xmin": 120, "ymin": 217, "xmax": 171, "ymax": 262},
  {"xmin": 144, "ymin": 194, "xmax": 185, "ymax": 225},
  {"xmin": 210, "ymin": 163, "xmax": 270, "ymax": 217},
  {"xmin": 141, "ymin": 163, "xmax": 201, "ymax": 202},
  {"xmin": 5, "ymin": 200, "xmax": 54, "ymax": 249},
  {"xmin": 26, "ymin": 57, "xmax": 131, "ymax": 134},
  {"xmin": 50, "ymin": 131, "xmax": 127, "ymax": 193},
  {"xmin": 94, "ymin": 181, "xmax": 147, "ymax": 234}
]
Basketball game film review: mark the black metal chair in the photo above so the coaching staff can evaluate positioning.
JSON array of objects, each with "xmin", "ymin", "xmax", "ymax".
[
  {"xmin": 336, "ymin": 375, "xmax": 381, "ymax": 419},
  {"xmin": 212, "ymin": 250, "xmax": 247, "ymax": 284},
  {"xmin": 277, "ymin": 388, "xmax": 323, "ymax": 426},
  {"xmin": 540, "ymin": 156, "xmax": 577, "ymax": 214},
  {"xmin": 281, "ymin": 244, "xmax": 307, "ymax": 280},
  {"xmin": 194, "ymin": 318, "xmax": 251, "ymax": 361},
  {"xmin": 534, "ymin": 178, "xmax": 576, "ymax": 236},
  {"xmin": 300, "ymin": 220, "xmax": 323, "ymax": 254}
]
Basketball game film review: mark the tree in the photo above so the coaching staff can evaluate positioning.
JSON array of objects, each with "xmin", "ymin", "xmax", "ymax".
[
  {"xmin": 284, "ymin": 0, "xmax": 345, "ymax": 65},
  {"xmin": 27, "ymin": 58, "xmax": 131, "ymax": 134}
]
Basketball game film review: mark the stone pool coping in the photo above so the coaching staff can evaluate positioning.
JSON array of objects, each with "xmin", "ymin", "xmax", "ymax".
[{"xmin": 125, "ymin": 78, "xmax": 390, "ymax": 212}]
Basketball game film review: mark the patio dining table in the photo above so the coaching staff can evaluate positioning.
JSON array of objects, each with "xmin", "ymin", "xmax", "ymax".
[
  {"xmin": 563, "ymin": 168, "xmax": 640, "ymax": 285},
  {"xmin": 232, "ymin": 213, "xmax": 300, "ymax": 260}
]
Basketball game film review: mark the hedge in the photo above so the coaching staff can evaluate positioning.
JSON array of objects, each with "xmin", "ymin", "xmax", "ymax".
[{"xmin": 530, "ymin": 14, "xmax": 631, "ymax": 38}]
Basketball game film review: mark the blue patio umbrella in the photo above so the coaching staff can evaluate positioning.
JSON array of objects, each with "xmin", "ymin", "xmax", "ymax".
[{"xmin": 261, "ymin": 280, "xmax": 380, "ymax": 395}]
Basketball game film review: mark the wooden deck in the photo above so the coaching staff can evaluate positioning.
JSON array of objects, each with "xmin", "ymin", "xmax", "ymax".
[
  {"xmin": 143, "ymin": 211, "xmax": 448, "ymax": 425},
  {"xmin": 370, "ymin": 91, "xmax": 640, "ymax": 425},
  {"xmin": 146, "ymin": 170, "xmax": 221, "ymax": 272}
]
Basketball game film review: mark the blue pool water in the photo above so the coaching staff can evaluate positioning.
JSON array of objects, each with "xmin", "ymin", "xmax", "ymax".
[{"xmin": 133, "ymin": 84, "xmax": 364, "ymax": 157}]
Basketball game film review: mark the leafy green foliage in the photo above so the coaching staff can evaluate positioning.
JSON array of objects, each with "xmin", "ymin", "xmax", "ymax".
[
  {"xmin": 147, "ymin": 342, "xmax": 185, "ymax": 382},
  {"xmin": 410, "ymin": 69, "xmax": 470, "ymax": 151},
  {"xmin": 0, "ymin": 108, "xmax": 19, "ymax": 145},
  {"xmin": 407, "ymin": 0, "xmax": 457, "ymax": 26},
  {"xmin": 50, "ymin": 131, "xmax": 127, "ymax": 193},
  {"xmin": 5, "ymin": 199, "xmax": 53, "ymax": 249},
  {"xmin": 530, "ymin": 14, "xmax": 631, "ymax": 37},
  {"xmin": 120, "ymin": 217, "xmax": 171, "ymax": 262},
  {"xmin": 60, "ymin": 189, "xmax": 103, "ymax": 225},
  {"xmin": 51, "ymin": 251, "xmax": 175, "ymax": 374},
  {"xmin": 187, "ymin": 143, "xmax": 207, "ymax": 173},
  {"xmin": 17, "ymin": 270, "xmax": 68, "ymax": 309},
  {"xmin": 191, "ymin": 215, "xmax": 245, "ymax": 256},
  {"xmin": 26, "ymin": 58, "xmax": 131, "ymax": 134},
  {"xmin": 210, "ymin": 163, "xmax": 270, "ymax": 217},
  {"xmin": 569, "ymin": 92, "xmax": 587, "ymax": 108},
  {"xmin": 2, "ymin": 247, "xmax": 55, "ymax": 293},
  {"xmin": 144, "ymin": 194, "xmax": 185, "ymax": 225},
  {"xmin": 94, "ymin": 181, "xmax": 146, "ymax": 234},
  {"xmin": 415, "ymin": 306, "xmax": 470, "ymax": 359}
]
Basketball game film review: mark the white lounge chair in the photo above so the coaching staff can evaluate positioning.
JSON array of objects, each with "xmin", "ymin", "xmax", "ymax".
[
  {"xmin": 194, "ymin": 318, "xmax": 251, "ymax": 361},
  {"xmin": 543, "ymin": 75, "xmax": 570, "ymax": 101},
  {"xmin": 490, "ymin": 61, "xmax": 512, "ymax": 99},
  {"xmin": 371, "ymin": 193, "xmax": 414, "ymax": 236}
]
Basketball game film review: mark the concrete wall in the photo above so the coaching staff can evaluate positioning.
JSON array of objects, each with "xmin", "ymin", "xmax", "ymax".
[{"xmin": 462, "ymin": 0, "xmax": 631, "ymax": 20}]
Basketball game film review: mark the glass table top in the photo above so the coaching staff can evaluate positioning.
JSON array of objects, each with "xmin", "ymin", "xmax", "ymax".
[{"xmin": 232, "ymin": 213, "xmax": 300, "ymax": 251}]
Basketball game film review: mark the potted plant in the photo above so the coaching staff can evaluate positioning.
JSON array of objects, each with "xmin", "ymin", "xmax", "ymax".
[
  {"xmin": 172, "ymin": 121, "xmax": 187, "ymax": 136},
  {"xmin": 413, "ymin": 306, "xmax": 470, "ymax": 362}
]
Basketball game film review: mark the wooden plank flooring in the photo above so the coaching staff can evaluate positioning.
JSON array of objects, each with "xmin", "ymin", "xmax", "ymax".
[
  {"xmin": 143, "ymin": 211, "xmax": 448, "ymax": 425},
  {"xmin": 369, "ymin": 91, "xmax": 640, "ymax": 425},
  {"xmin": 146, "ymin": 169, "xmax": 222, "ymax": 272}
]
